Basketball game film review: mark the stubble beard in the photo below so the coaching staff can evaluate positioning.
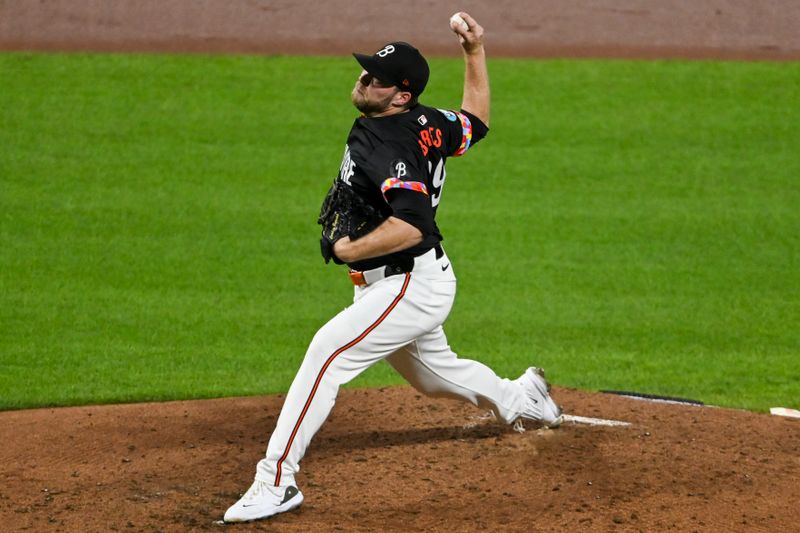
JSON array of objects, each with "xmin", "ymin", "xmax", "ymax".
[{"xmin": 351, "ymin": 87, "xmax": 396, "ymax": 116}]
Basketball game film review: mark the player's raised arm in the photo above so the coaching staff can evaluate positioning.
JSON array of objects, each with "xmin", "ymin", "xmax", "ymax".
[{"xmin": 450, "ymin": 12, "xmax": 489, "ymax": 127}]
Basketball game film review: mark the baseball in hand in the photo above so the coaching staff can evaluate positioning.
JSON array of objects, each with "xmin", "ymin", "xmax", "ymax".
[{"xmin": 449, "ymin": 13, "xmax": 468, "ymax": 32}]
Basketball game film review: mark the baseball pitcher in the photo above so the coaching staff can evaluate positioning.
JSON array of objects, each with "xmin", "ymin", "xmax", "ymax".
[{"xmin": 224, "ymin": 12, "xmax": 562, "ymax": 523}]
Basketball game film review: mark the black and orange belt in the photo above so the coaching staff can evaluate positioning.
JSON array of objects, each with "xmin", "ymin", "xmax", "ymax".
[{"xmin": 348, "ymin": 244, "xmax": 444, "ymax": 287}]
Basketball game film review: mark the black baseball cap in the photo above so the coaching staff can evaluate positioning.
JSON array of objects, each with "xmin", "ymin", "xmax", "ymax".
[{"xmin": 353, "ymin": 41, "xmax": 430, "ymax": 96}]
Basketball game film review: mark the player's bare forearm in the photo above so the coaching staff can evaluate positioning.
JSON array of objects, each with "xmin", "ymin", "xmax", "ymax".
[
  {"xmin": 333, "ymin": 216, "xmax": 423, "ymax": 263},
  {"xmin": 462, "ymin": 47, "xmax": 489, "ymax": 126},
  {"xmin": 453, "ymin": 13, "xmax": 490, "ymax": 127}
]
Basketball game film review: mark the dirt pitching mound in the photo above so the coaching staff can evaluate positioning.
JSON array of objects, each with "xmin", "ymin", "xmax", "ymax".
[{"xmin": 1, "ymin": 386, "xmax": 798, "ymax": 532}]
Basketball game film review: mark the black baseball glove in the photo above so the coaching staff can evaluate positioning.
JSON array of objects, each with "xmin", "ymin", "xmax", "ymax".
[{"xmin": 317, "ymin": 179, "xmax": 384, "ymax": 264}]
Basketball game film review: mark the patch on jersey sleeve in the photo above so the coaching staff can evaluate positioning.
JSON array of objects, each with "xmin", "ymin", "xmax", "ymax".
[
  {"xmin": 380, "ymin": 178, "xmax": 429, "ymax": 197},
  {"xmin": 437, "ymin": 108, "xmax": 459, "ymax": 122},
  {"xmin": 453, "ymin": 111, "xmax": 473, "ymax": 156}
]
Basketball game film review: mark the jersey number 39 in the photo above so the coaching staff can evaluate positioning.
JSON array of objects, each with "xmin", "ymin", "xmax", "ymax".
[{"xmin": 429, "ymin": 158, "xmax": 446, "ymax": 208}]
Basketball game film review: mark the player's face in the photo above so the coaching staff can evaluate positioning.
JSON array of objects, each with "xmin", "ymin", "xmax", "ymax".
[{"xmin": 351, "ymin": 70, "xmax": 401, "ymax": 115}]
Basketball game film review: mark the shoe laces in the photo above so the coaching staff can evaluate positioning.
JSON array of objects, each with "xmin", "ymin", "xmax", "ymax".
[{"xmin": 244, "ymin": 480, "xmax": 269, "ymax": 501}]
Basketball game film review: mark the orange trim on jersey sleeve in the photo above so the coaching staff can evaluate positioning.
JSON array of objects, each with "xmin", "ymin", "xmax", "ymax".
[
  {"xmin": 453, "ymin": 112, "xmax": 473, "ymax": 156},
  {"xmin": 380, "ymin": 178, "xmax": 429, "ymax": 196}
]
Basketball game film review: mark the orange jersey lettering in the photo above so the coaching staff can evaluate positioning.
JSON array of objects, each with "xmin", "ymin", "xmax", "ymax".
[{"xmin": 417, "ymin": 127, "xmax": 443, "ymax": 155}]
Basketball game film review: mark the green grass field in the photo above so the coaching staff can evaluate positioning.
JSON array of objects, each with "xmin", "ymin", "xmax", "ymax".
[{"xmin": 1, "ymin": 53, "xmax": 798, "ymax": 411}]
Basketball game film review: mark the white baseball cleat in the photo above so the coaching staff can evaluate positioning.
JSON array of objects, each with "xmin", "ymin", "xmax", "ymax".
[
  {"xmin": 223, "ymin": 480, "xmax": 304, "ymax": 523},
  {"xmin": 515, "ymin": 367, "xmax": 563, "ymax": 429}
]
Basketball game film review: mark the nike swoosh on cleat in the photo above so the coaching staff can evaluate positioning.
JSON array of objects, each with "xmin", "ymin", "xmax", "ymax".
[{"xmin": 441, "ymin": 263, "xmax": 450, "ymax": 271}]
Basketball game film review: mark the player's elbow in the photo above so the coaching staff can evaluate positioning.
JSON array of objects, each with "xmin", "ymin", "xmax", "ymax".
[
  {"xmin": 388, "ymin": 216, "xmax": 424, "ymax": 248},
  {"xmin": 462, "ymin": 103, "xmax": 489, "ymax": 128}
]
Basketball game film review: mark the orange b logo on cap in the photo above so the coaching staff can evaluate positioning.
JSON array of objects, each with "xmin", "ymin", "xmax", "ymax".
[{"xmin": 402, "ymin": 79, "xmax": 410, "ymax": 86}]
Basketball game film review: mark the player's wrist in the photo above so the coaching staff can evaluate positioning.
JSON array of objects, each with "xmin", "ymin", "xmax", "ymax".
[
  {"xmin": 462, "ymin": 44, "xmax": 485, "ymax": 57},
  {"xmin": 332, "ymin": 237, "xmax": 354, "ymax": 263}
]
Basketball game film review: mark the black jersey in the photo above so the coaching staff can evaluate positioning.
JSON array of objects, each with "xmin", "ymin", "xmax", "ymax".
[{"xmin": 335, "ymin": 104, "xmax": 488, "ymax": 271}]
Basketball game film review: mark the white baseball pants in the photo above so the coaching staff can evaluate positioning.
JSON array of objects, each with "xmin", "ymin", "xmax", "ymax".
[{"xmin": 255, "ymin": 247, "xmax": 527, "ymax": 488}]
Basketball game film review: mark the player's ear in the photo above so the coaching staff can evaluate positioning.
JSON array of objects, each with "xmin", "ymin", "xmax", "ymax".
[{"xmin": 393, "ymin": 90, "xmax": 413, "ymax": 108}]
